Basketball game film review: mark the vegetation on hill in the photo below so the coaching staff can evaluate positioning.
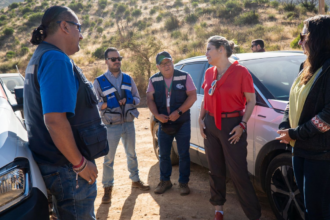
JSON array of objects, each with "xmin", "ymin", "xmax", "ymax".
[{"xmin": 0, "ymin": 0, "xmax": 327, "ymax": 93}]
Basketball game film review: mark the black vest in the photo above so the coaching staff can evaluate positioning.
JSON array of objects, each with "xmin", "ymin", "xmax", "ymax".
[
  {"xmin": 151, "ymin": 69, "xmax": 190, "ymax": 124},
  {"xmin": 24, "ymin": 42, "xmax": 108, "ymax": 165}
]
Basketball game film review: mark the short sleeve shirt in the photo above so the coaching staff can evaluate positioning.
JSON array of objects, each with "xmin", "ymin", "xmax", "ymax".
[
  {"xmin": 202, "ymin": 61, "xmax": 254, "ymax": 130},
  {"xmin": 38, "ymin": 50, "xmax": 80, "ymax": 118}
]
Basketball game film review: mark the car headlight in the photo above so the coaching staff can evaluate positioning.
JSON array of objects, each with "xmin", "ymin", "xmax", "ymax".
[{"xmin": 0, "ymin": 158, "xmax": 31, "ymax": 213}]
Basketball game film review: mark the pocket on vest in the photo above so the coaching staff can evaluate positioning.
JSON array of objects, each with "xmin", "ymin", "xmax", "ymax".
[
  {"xmin": 103, "ymin": 112, "xmax": 122, "ymax": 124},
  {"xmin": 125, "ymin": 108, "xmax": 139, "ymax": 122}
]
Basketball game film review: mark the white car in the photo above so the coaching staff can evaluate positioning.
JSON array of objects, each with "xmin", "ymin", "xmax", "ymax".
[
  {"xmin": 0, "ymin": 73, "xmax": 25, "ymax": 94},
  {"xmin": 150, "ymin": 51, "xmax": 306, "ymax": 220},
  {"xmin": 0, "ymin": 80, "xmax": 49, "ymax": 219}
]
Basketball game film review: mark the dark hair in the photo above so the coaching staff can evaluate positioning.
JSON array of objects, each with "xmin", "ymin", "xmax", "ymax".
[
  {"xmin": 301, "ymin": 15, "xmax": 330, "ymax": 84},
  {"xmin": 104, "ymin": 47, "xmax": 119, "ymax": 59},
  {"xmin": 207, "ymin": 35, "xmax": 235, "ymax": 57},
  {"xmin": 30, "ymin": 6, "xmax": 75, "ymax": 45},
  {"xmin": 252, "ymin": 39, "xmax": 264, "ymax": 48}
]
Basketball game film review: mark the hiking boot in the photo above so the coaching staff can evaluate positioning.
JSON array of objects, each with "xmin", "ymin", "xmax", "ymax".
[
  {"xmin": 132, "ymin": 180, "xmax": 150, "ymax": 191},
  {"xmin": 179, "ymin": 183, "xmax": 190, "ymax": 196},
  {"xmin": 102, "ymin": 186, "xmax": 113, "ymax": 204},
  {"xmin": 154, "ymin": 181, "xmax": 172, "ymax": 194}
]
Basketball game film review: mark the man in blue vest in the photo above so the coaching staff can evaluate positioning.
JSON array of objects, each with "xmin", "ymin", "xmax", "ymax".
[
  {"xmin": 146, "ymin": 51, "xmax": 197, "ymax": 195},
  {"xmin": 24, "ymin": 6, "xmax": 108, "ymax": 220},
  {"xmin": 93, "ymin": 47, "xmax": 150, "ymax": 204}
]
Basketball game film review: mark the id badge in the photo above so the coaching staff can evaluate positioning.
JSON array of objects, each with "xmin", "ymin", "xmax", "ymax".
[{"xmin": 167, "ymin": 96, "xmax": 170, "ymax": 107}]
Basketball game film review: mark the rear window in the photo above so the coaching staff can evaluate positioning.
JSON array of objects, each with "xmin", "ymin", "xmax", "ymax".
[
  {"xmin": 241, "ymin": 55, "xmax": 306, "ymax": 101},
  {"xmin": 1, "ymin": 75, "xmax": 24, "ymax": 93}
]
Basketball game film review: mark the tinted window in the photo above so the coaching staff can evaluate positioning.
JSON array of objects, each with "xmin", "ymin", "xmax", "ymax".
[
  {"xmin": 181, "ymin": 62, "xmax": 205, "ymax": 94},
  {"xmin": 241, "ymin": 55, "xmax": 306, "ymax": 101},
  {"xmin": 174, "ymin": 65, "xmax": 183, "ymax": 70}
]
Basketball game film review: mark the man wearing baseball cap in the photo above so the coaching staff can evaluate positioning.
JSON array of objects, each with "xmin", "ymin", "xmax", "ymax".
[{"xmin": 146, "ymin": 51, "xmax": 197, "ymax": 195}]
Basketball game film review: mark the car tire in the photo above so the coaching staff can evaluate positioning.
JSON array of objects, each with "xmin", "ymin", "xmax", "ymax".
[
  {"xmin": 265, "ymin": 153, "xmax": 305, "ymax": 220},
  {"xmin": 152, "ymin": 123, "xmax": 179, "ymax": 165}
]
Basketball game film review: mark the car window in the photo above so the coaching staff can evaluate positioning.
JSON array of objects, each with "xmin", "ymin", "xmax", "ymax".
[
  {"xmin": 1, "ymin": 76, "xmax": 24, "ymax": 93},
  {"xmin": 174, "ymin": 65, "xmax": 183, "ymax": 70},
  {"xmin": 241, "ymin": 55, "xmax": 306, "ymax": 101},
  {"xmin": 181, "ymin": 62, "xmax": 206, "ymax": 94}
]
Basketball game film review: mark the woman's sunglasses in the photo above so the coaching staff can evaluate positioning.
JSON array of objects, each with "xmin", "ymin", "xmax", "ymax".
[
  {"xmin": 208, "ymin": 80, "xmax": 218, "ymax": 96},
  {"xmin": 106, "ymin": 57, "xmax": 123, "ymax": 62}
]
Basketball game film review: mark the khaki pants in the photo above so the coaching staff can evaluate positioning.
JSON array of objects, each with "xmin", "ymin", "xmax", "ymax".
[{"xmin": 204, "ymin": 113, "xmax": 261, "ymax": 220}]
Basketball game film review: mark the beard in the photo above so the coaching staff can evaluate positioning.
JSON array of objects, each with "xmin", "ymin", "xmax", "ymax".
[{"xmin": 110, "ymin": 65, "xmax": 121, "ymax": 73}]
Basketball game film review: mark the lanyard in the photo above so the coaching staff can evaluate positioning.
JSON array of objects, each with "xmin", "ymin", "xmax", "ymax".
[{"xmin": 164, "ymin": 77, "xmax": 173, "ymax": 96}]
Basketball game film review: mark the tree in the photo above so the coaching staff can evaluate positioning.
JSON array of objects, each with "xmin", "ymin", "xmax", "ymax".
[{"xmin": 131, "ymin": 9, "xmax": 142, "ymax": 20}]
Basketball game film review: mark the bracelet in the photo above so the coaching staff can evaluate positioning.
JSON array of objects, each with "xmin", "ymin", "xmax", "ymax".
[
  {"xmin": 239, "ymin": 122, "xmax": 246, "ymax": 131},
  {"xmin": 241, "ymin": 121, "xmax": 247, "ymax": 125},
  {"xmin": 73, "ymin": 156, "xmax": 84, "ymax": 169},
  {"xmin": 73, "ymin": 157, "xmax": 87, "ymax": 173}
]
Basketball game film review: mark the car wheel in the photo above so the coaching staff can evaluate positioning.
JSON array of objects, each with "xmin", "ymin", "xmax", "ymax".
[
  {"xmin": 152, "ymin": 123, "xmax": 179, "ymax": 165},
  {"xmin": 265, "ymin": 153, "xmax": 305, "ymax": 220}
]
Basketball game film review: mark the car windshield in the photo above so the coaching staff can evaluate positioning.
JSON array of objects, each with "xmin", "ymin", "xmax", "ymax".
[
  {"xmin": 241, "ymin": 55, "xmax": 306, "ymax": 101},
  {"xmin": 0, "ymin": 75, "xmax": 24, "ymax": 93}
]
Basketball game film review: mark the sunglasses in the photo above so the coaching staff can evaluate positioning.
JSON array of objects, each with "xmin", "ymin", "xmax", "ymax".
[
  {"xmin": 208, "ymin": 80, "xmax": 218, "ymax": 96},
  {"xmin": 251, "ymin": 44, "xmax": 256, "ymax": 48},
  {"xmin": 300, "ymin": 33, "xmax": 307, "ymax": 41},
  {"xmin": 57, "ymin": 21, "xmax": 81, "ymax": 33},
  {"xmin": 106, "ymin": 57, "xmax": 123, "ymax": 62}
]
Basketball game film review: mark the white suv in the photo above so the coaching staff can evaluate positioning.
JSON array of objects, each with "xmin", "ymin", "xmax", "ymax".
[{"xmin": 150, "ymin": 51, "xmax": 306, "ymax": 220}]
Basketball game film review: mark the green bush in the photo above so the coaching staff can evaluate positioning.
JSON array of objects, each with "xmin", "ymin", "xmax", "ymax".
[
  {"xmin": 97, "ymin": 18, "xmax": 103, "ymax": 24},
  {"xmin": 134, "ymin": 20, "xmax": 149, "ymax": 30},
  {"xmin": 92, "ymin": 46, "xmax": 107, "ymax": 59},
  {"xmin": 173, "ymin": 0, "xmax": 184, "ymax": 7},
  {"xmin": 0, "ymin": 15, "xmax": 6, "ymax": 21},
  {"xmin": 6, "ymin": 51, "xmax": 16, "ymax": 59},
  {"xmin": 28, "ymin": 12, "xmax": 43, "ymax": 23},
  {"xmin": 68, "ymin": 2, "xmax": 84, "ymax": 12},
  {"xmin": 283, "ymin": 3, "xmax": 296, "ymax": 11},
  {"xmin": 268, "ymin": 14, "xmax": 276, "ymax": 20},
  {"xmin": 234, "ymin": 11, "xmax": 259, "ymax": 25},
  {"xmin": 21, "ymin": 7, "xmax": 32, "ymax": 15},
  {"xmin": 90, "ymin": 21, "xmax": 96, "ymax": 27},
  {"xmin": 290, "ymin": 35, "xmax": 300, "ymax": 49},
  {"xmin": 185, "ymin": 13, "xmax": 198, "ymax": 23},
  {"xmin": 191, "ymin": 0, "xmax": 199, "ymax": 2},
  {"xmin": 3, "ymin": 28, "xmax": 14, "ymax": 35},
  {"xmin": 156, "ymin": 14, "xmax": 163, "ymax": 22},
  {"xmin": 98, "ymin": 0, "xmax": 108, "ymax": 8},
  {"xmin": 300, "ymin": 2, "xmax": 316, "ymax": 12},
  {"xmin": 196, "ymin": 7, "xmax": 216, "ymax": 15},
  {"xmin": 9, "ymin": 3, "xmax": 19, "ymax": 10},
  {"xmin": 286, "ymin": 11, "xmax": 299, "ymax": 19},
  {"xmin": 192, "ymin": 2, "xmax": 199, "ymax": 7},
  {"xmin": 171, "ymin": 30, "xmax": 182, "ymax": 38},
  {"xmin": 184, "ymin": 6, "xmax": 190, "ymax": 14},
  {"xmin": 150, "ymin": 8, "xmax": 157, "ymax": 15},
  {"xmin": 164, "ymin": 16, "xmax": 180, "ymax": 31},
  {"xmin": 210, "ymin": 0, "xmax": 222, "ymax": 5},
  {"xmin": 97, "ymin": 27, "xmax": 104, "ymax": 34},
  {"xmin": 132, "ymin": 9, "xmax": 142, "ymax": 18},
  {"xmin": 20, "ymin": 46, "xmax": 29, "ymax": 56},
  {"xmin": 216, "ymin": 1, "xmax": 243, "ymax": 19},
  {"xmin": 243, "ymin": 1, "xmax": 257, "ymax": 8},
  {"xmin": 200, "ymin": 21, "xmax": 207, "ymax": 27},
  {"xmin": 270, "ymin": 0, "xmax": 279, "ymax": 8}
]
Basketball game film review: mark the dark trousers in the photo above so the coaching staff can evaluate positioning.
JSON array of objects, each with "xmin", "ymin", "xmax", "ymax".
[
  {"xmin": 293, "ymin": 156, "xmax": 330, "ymax": 220},
  {"xmin": 158, "ymin": 121, "xmax": 191, "ymax": 183},
  {"xmin": 204, "ymin": 114, "xmax": 261, "ymax": 220}
]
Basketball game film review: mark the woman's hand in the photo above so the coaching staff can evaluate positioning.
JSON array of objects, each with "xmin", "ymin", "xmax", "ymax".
[
  {"xmin": 228, "ymin": 125, "xmax": 243, "ymax": 144},
  {"xmin": 199, "ymin": 118, "xmax": 207, "ymax": 139},
  {"xmin": 276, "ymin": 129, "xmax": 292, "ymax": 144}
]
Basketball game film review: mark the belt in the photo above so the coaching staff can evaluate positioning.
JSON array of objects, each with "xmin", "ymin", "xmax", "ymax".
[{"xmin": 208, "ymin": 111, "xmax": 244, "ymax": 118}]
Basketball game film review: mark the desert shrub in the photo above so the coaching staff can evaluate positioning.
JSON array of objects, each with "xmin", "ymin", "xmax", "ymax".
[
  {"xmin": 300, "ymin": 2, "xmax": 316, "ymax": 12},
  {"xmin": 90, "ymin": 21, "xmax": 96, "ymax": 27},
  {"xmin": 133, "ymin": 20, "xmax": 149, "ymax": 30},
  {"xmin": 196, "ymin": 7, "xmax": 216, "ymax": 15},
  {"xmin": 3, "ymin": 28, "xmax": 14, "ymax": 35},
  {"xmin": 6, "ymin": 51, "xmax": 16, "ymax": 59},
  {"xmin": 192, "ymin": 2, "xmax": 199, "ymax": 7},
  {"xmin": 286, "ymin": 11, "xmax": 299, "ymax": 19},
  {"xmin": 270, "ymin": 0, "xmax": 279, "ymax": 8},
  {"xmin": 290, "ymin": 35, "xmax": 300, "ymax": 49},
  {"xmin": 98, "ymin": 0, "xmax": 108, "ymax": 8},
  {"xmin": 173, "ymin": 0, "xmax": 184, "ymax": 7},
  {"xmin": 243, "ymin": 0, "xmax": 257, "ymax": 8},
  {"xmin": 216, "ymin": 1, "xmax": 243, "ymax": 19},
  {"xmin": 97, "ymin": 18, "xmax": 103, "ymax": 24},
  {"xmin": 210, "ymin": 0, "xmax": 222, "ymax": 5},
  {"xmin": 20, "ymin": 46, "xmax": 29, "ymax": 56},
  {"xmin": 164, "ymin": 16, "xmax": 179, "ymax": 31},
  {"xmin": 0, "ymin": 61, "xmax": 20, "ymax": 73},
  {"xmin": 68, "ymin": 2, "xmax": 84, "ymax": 12},
  {"xmin": 191, "ymin": 0, "xmax": 199, "ymax": 2},
  {"xmin": 266, "ymin": 44, "xmax": 280, "ymax": 51},
  {"xmin": 171, "ymin": 30, "xmax": 182, "ymax": 38},
  {"xmin": 21, "ymin": 7, "xmax": 32, "ymax": 15},
  {"xmin": 185, "ymin": 13, "xmax": 198, "ymax": 23},
  {"xmin": 184, "ymin": 6, "xmax": 190, "ymax": 13},
  {"xmin": 97, "ymin": 27, "xmax": 104, "ymax": 34},
  {"xmin": 9, "ymin": 3, "xmax": 19, "ymax": 10},
  {"xmin": 92, "ymin": 46, "xmax": 107, "ymax": 59},
  {"xmin": 283, "ymin": 3, "xmax": 296, "ymax": 11},
  {"xmin": 268, "ymin": 14, "xmax": 276, "ymax": 20},
  {"xmin": 132, "ymin": 9, "xmax": 142, "ymax": 18},
  {"xmin": 0, "ymin": 15, "xmax": 6, "ymax": 21},
  {"xmin": 156, "ymin": 14, "xmax": 163, "ymax": 22},
  {"xmin": 150, "ymin": 8, "xmax": 157, "ymax": 15},
  {"xmin": 200, "ymin": 21, "xmax": 207, "ymax": 27},
  {"xmin": 28, "ymin": 12, "xmax": 43, "ymax": 24},
  {"xmin": 234, "ymin": 11, "xmax": 259, "ymax": 25}
]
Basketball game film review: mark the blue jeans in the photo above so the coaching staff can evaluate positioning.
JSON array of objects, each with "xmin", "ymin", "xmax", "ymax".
[
  {"xmin": 38, "ymin": 163, "xmax": 97, "ymax": 220},
  {"xmin": 293, "ymin": 156, "xmax": 330, "ymax": 220},
  {"xmin": 158, "ymin": 121, "xmax": 191, "ymax": 183},
  {"xmin": 102, "ymin": 122, "xmax": 139, "ymax": 187}
]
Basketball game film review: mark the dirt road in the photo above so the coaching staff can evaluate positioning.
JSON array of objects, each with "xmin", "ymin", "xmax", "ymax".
[{"xmin": 94, "ymin": 107, "xmax": 276, "ymax": 220}]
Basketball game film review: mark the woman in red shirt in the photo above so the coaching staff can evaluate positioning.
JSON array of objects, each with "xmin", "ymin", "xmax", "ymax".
[{"xmin": 199, "ymin": 36, "xmax": 261, "ymax": 220}]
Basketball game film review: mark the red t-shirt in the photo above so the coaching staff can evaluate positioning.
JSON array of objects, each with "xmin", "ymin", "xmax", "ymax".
[{"xmin": 202, "ymin": 61, "xmax": 255, "ymax": 130}]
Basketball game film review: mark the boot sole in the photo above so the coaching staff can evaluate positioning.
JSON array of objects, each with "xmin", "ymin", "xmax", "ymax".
[
  {"xmin": 154, "ymin": 184, "xmax": 172, "ymax": 194},
  {"xmin": 132, "ymin": 186, "xmax": 151, "ymax": 191},
  {"xmin": 101, "ymin": 200, "xmax": 111, "ymax": 204},
  {"xmin": 180, "ymin": 191, "xmax": 190, "ymax": 196}
]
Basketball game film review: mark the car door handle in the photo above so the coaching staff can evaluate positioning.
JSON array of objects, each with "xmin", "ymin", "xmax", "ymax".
[{"xmin": 258, "ymin": 115, "xmax": 266, "ymax": 118}]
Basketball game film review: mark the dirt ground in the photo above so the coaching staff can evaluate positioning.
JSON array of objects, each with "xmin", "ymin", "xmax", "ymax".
[{"xmin": 93, "ymin": 107, "xmax": 276, "ymax": 220}]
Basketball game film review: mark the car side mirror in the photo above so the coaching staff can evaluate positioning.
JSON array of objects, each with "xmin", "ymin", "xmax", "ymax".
[{"xmin": 11, "ymin": 86, "xmax": 23, "ymax": 111}]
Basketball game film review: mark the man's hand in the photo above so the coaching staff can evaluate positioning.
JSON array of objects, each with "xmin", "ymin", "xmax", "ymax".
[
  {"xmin": 169, "ymin": 110, "xmax": 180, "ymax": 122},
  {"xmin": 78, "ymin": 160, "xmax": 98, "ymax": 184},
  {"xmin": 276, "ymin": 129, "xmax": 292, "ymax": 144},
  {"xmin": 119, "ymin": 98, "xmax": 126, "ymax": 106},
  {"xmin": 155, "ymin": 114, "xmax": 169, "ymax": 123},
  {"xmin": 101, "ymin": 103, "xmax": 107, "ymax": 110},
  {"xmin": 199, "ymin": 118, "xmax": 206, "ymax": 139}
]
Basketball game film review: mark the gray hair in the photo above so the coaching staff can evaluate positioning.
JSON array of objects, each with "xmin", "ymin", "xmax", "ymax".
[{"xmin": 207, "ymin": 35, "xmax": 235, "ymax": 57}]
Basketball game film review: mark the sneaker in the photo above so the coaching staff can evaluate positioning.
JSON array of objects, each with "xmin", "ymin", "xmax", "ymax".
[
  {"xmin": 102, "ymin": 186, "xmax": 113, "ymax": 204},
  {"xmin": 179, "ymin": 183, "xmax": 190, "ymax": 196},
  {"xmin": 132, "ymin": 180, "xmax": 150, "ymax": 191},
  {"xmin": 214, "ymin": 212, "xmax": 224, "ymax": 220},
  {"xmin": 154, "ymin": 180, "xmax": 172, "ymax": 194}
]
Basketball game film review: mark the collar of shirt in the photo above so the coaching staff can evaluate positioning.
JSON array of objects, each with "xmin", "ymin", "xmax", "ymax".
[{"xmin": 106, "ymin": 70, "xmax": 122, "ymax": 79}]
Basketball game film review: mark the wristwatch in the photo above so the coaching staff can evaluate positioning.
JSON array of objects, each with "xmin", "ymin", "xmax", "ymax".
[{"xmin": 177, "ymin": 109, "xmax": 182, "ymax": 115}]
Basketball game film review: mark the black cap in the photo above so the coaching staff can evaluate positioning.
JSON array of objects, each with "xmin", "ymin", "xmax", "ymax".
[{"xmin": 156, "ymin": 51, "xmax": 172, "ymax": 65}]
